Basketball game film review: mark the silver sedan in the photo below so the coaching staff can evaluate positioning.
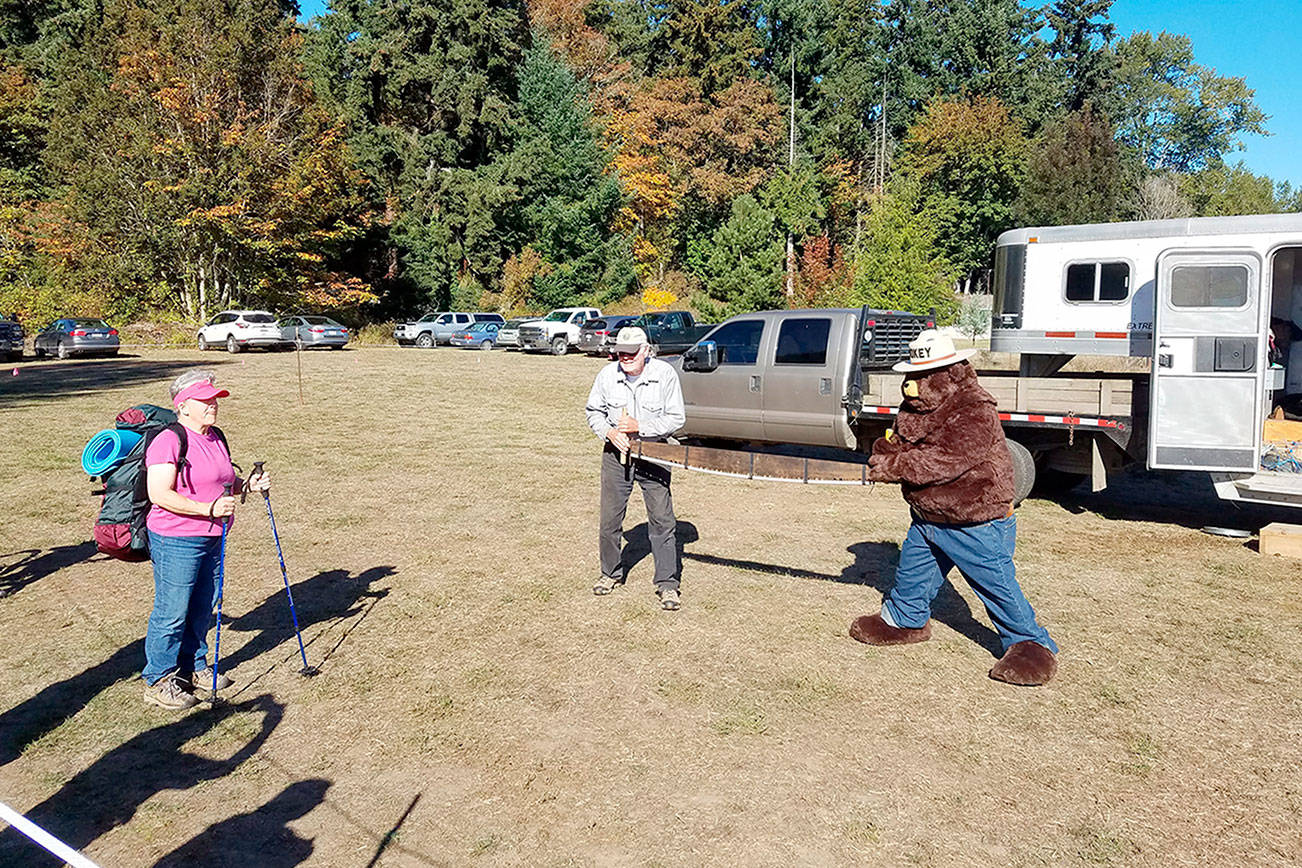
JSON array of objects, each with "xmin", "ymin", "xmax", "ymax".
[
  {"xmin": 33, "ymin": 318, "xmax": 120, "ymax": 359},
  {"xmin": 279, "ymin": 316, "xmax": 351, "ymax": 349}
]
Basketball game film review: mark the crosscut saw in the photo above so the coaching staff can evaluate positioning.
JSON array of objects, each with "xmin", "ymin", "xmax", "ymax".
[{"xmin": 629, "ymin": 439, "xmax": 876, "ymax": 486}]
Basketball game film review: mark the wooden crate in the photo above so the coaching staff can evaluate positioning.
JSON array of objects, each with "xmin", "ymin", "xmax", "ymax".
[{"xmin": 1259, "ymin": 522, "xmax": 1302, "ymax": 558}]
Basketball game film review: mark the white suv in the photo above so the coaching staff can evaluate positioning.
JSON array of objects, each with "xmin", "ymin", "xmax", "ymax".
[{"xmin": 197, "ymin": 310, "xmax": 288, "ymax": 353}]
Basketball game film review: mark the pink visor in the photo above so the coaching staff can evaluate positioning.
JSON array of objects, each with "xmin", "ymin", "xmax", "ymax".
[{"xmin": 173, "ymin": 381, "xmax": 230, "ymax": 407}]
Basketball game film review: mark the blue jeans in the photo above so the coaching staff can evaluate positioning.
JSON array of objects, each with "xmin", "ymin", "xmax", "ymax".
[
  {"xmin": 142, "ymin": 531, "xmax": 223, "ymax": 685},
  {"xmin": 883, "ymin": 516, "xmax": 1058, "ymax": 654}
]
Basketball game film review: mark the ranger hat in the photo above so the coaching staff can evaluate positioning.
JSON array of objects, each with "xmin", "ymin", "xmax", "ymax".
[
  {"xmin": 892, "ymin": 329, "xmax": 977, "ymax": 373},
  {"xmin": 613, "ymin": 326, "xmax": 651, "ymax": 354}
]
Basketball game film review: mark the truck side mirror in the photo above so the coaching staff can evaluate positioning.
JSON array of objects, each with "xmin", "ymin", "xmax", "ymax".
[{"xmin": 683, "ymin": 340, "xmax": 719, "ymax": 372}]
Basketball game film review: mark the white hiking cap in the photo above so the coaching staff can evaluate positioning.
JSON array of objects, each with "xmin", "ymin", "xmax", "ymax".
[
  {"xmin": 892, "ymin": 329, "xmax": 977, "ymax": 373},
  {"xmin": 613, "ymin": 326, "xmax": 650, "ymax": 354}
]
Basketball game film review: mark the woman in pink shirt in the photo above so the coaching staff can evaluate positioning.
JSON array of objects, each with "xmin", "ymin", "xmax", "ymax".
[{"xmin": 141, "ymin": 369, "xmax": 268, "ymax": 710}]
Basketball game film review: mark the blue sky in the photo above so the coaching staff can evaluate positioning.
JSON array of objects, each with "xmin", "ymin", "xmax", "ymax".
[{"xmin": 297, "ymin": 0, "xmax": 1300, "ymax": 187}]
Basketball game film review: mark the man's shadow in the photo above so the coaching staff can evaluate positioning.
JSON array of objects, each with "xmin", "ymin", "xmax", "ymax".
[
  {"xmin": 657, "ymin": 525, "xmax": 1002, "ymax": 657},
  {"xmin": 219, "ymin": 566, "xmax": 394, "ymax": 674},
  {"xmin": 0, "ymin": 542, "xmax": 98, "ymax": 599},
  {"xmin": 0, "ymin": 695, "xmax": 284, "ymax": 865},
  {"xmin": 153, "ymin": 778, "xmax": 330, "ymax": 867}
]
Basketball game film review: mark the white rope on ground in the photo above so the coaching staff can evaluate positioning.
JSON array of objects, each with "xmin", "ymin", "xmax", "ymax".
[{"xmin": 0, "ymin": 800, "xmax": 103, "ymax": 868}]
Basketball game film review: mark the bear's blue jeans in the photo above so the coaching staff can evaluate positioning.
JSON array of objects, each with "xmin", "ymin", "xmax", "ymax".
[
  {"xmin": 142, "ymin": 531, "xmax": 222, "ymax": 685},
  {"xmin": 882, "ymin": 515, "xmax": 1058, "ymax": 654}
]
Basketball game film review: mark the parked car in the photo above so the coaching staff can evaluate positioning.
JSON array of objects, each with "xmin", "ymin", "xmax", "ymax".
[
  {"xmin": 279, "ymin": 315, "xmax": 351, "ymax": 350},
  {"xmin": 33, "ymin": 317, "xmax": 120, "ymax": 359},
  {"xmin": 577, "ymin": 315, "xmax": 639, "ymax": 356},
  {"xmin": 394, "ymin": 312, "xmax": 505, "ymax": 347},
  {"xmin": 497, "ymin": 317, "xmax": 539, "ymax": 350},
  {"xmin": 449, "ymin": 320, "xmax": 501, "ymax": 349},
  {"xmin": 197, "ymin": 310, "xmax": 286, "ymax": 353},
  {"xmin": 0, "ymin": 313, "xmax": 23, "ymax": 361},
  {"xmin": 518, "ymin": 307, "xmax": 601, "ymax": 355},
  {"xmin": 634, "ymin": 310, "xmax": 715, "ymax": 355}
]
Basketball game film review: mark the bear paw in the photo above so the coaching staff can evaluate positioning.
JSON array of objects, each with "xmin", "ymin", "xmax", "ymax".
[
  {"xmin": 849, "ymin": 613, "xmax": 932, "ymax": 646},
  {"xmin": 988, "ymin": 641, "xmax": 1058, "ymax": 686}
]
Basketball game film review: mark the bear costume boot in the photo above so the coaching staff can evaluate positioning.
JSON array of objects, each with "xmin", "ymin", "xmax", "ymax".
[
  {"xmin": 988, "ymin": 641, "xmax": 1058, "ymax": 686},
  {"xmin": 849, "ymin": 612, "xmax": 932, "ymax": 646}
]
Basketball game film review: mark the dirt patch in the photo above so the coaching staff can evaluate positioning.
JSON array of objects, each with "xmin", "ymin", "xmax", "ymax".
[{"xmin": 1, "ymin": 347, "xmax": 1300, "ymax": 866}]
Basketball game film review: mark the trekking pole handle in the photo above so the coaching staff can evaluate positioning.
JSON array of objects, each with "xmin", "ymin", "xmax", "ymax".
[{"xmin": 252, "ymin": 461, "xmax": 269, "ymax": 500}]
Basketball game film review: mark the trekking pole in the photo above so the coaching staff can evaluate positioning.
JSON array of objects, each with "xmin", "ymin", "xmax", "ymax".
[
  {"xmin": 252, "ymin": 461, "xmax": 316, "ymax": 676},
  {"xmin": 211, "ymin": 481, "xmax": 233, "ymax": 702}
]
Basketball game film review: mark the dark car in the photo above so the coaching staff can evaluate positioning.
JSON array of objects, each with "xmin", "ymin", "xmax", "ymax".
[
  {"xmin": 33, "ymin": 317, "xmax": 120, "ymax": 359},
  {"xmin": 279, "ymin": 315, "xmax": 351, "ymax": 349},
  {"xmin": 577, "ymin": 315, "xmax": 639, "ymax": 356},
  {"xmin": 0, "ymin": 314, "xmax": 22, "ymax": 361}
]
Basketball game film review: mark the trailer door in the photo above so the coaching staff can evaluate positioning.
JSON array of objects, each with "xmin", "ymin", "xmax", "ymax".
[{"xmin": 1148, "ymin": 251, "xmax": 1265, "ymax": 471}]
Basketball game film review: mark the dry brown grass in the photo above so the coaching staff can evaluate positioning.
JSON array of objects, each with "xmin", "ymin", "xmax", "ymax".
[{"xmin": 1, "ymin": 346, "xmax": 1300, "ymax": 866}]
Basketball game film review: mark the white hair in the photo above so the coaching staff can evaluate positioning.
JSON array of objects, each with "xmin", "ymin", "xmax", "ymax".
[{"xmin": 169, "ymin": 368, "xmax": 219, "ymax": 400}]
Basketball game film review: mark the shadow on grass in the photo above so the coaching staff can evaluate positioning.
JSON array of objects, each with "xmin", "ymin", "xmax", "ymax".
[
  {"xmin": 0, "ymin": 542, "xmax": 98, "ymax": 599},
  {"xmin": 221, "ymin": 566, "xmax": 394, "ymax": 683},
  {"xmin": 677, "ymin": 529, "xmax": 1004, "ymax": 657},
  {"xmin": 0, "ymin": 638, "xmax": 144, "ymax": 766},
  {"xmin": 1051, "ymin": 466, "xmax": 1301, "ymax": 530},
  {"xmin": 0, "ymin": 695, "xmax": 283, "ymax": 866},
  {"xmin": 153, "ymin": 778, "xmax": 330, "ymax": 868},
  {"xmin": 0, "ymin": 357, "xmax": 227, "ymax": 406}
]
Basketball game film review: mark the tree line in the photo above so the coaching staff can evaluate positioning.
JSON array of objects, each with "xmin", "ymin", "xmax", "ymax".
[{"xmin": 1, "ymin": 0, "xmax": 1297, "ymax": 326}]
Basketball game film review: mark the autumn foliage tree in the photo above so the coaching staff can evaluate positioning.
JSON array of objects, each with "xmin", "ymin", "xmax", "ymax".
[{"xmin": 41, "ymin": 0, "xmax": 370, "ymax": 320}]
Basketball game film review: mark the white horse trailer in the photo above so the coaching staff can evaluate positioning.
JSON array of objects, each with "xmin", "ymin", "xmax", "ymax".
[{"xmin": 990, "ymin": 214, "xmax": 1302, "ymax": 507}]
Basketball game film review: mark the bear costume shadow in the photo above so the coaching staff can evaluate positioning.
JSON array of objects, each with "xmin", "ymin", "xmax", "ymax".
[{"xmin": 632, "ymin": 523, "xmax": 1003, "ymax": 657}]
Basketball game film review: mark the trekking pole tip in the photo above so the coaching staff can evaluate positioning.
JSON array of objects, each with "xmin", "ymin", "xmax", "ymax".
[{"xmin": 300, "ymin": 665, "xmax": 320, "ymax": 677}]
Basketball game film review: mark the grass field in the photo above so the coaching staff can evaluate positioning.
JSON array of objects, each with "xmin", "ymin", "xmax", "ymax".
[{"xmin": 1, "ymin": 347, "xmax": 1300, "ymax": 867}]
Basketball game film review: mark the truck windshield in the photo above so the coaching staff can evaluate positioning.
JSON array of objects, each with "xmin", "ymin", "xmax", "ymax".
[{"xmin": 543, "ymin": 311, "xmax": 569, "ymax": 322}]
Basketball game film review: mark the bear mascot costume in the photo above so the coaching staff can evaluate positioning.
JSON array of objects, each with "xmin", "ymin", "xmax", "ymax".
[{"xmin": 852, "ymin": 330, "xmax": 1059, "ymax": 686}]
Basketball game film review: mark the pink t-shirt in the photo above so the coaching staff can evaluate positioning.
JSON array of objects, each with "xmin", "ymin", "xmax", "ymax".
[{"xmin": 145, "ymin": 427, "xmax": 237, "ymax": 537}]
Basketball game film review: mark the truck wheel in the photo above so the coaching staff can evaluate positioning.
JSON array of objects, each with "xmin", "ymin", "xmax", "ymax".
[
  {"xmin": 1006, "ymin": 439, "xmax": 1035, "ymax": 507},
  {"xmin": 550, "ymin": 336, "xmax": 568, "ymax": 356},
  {"xmin": 415, "ymin": 332, "xmax": 433, "ymax": 349}
]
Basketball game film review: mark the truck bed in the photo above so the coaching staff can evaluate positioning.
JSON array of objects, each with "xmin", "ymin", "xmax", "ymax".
[{"xmin": 864, "ymin": 369, "xmax": 1144, "ymax": 419}]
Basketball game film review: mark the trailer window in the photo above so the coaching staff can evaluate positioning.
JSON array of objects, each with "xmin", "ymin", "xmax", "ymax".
[
  {"xmin": 1171, "ymin": 265, "xmax": 1249, "ymax": 308},
  {"xmin": 774, "ymin": 318, "xmax": 831, "ymax": 365},
  {"xmin": 1065, "ymin": 262, "xmax": 1130, "ymax": 302},
  {"xmin": 708, "ymin": 320, "xmax": 764, "ymax": 365}
]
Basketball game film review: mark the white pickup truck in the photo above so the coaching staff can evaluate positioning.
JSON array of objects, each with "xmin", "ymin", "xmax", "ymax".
[{"xmin": 517, "ymin": 307, "xmax": 601, "ymax": 355}]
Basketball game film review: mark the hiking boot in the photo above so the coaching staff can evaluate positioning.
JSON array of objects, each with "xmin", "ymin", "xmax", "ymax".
[
  {"xmin": 184, "ymin": 668, "xmax": 234, "ymax": 693},
  {"xmin": 593, "ymin": 575, "xmax": 622, "ymax": 596},
  {"xmin": 144, "ymin": 674, "xmax": 198, "ymax": 710},
  {"xmin": 658, "ymin": 588, "xmax": 681, "ymax": 610}
]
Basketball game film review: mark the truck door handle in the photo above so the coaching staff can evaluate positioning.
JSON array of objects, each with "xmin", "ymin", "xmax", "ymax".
[{"xmin": 749, "ymin": 375, "xmax": 761, "ymax": 392}]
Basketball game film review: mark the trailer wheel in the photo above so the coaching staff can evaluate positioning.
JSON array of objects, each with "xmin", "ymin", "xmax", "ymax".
[{"xmin": 1006, "ymin": 439, "xmax": 1035, "ymax": 507}]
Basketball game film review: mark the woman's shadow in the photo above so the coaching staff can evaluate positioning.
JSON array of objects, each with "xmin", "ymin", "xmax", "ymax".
[{"xmin": 632, "ymin": 522, "xmax": 1002, "ymax": 657}]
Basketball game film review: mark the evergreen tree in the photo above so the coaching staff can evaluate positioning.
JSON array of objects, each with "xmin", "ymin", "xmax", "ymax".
[
  {"xmin": 849, "ymin": 183, "xmax": 958, "ymax": 322},
  {"xmin": 307, "ymin": 0, "xmax": 531, "ymax": 310},
  {"xmin": 509, "ymin": 39, "xmax": 633, "ymax": 307},
  {"xmin": 698, "ymin": 194, "xmax": 783, "ymax": 317},
  {"xmin": 1045, "ymin": 0, "xmax": 1117, "ymax": 112}
]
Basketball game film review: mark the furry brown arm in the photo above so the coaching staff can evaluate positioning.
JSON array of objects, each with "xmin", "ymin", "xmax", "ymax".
[{"xmin": 869, "ymin": 404, "xmax": 1000, "ymax": 486}]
